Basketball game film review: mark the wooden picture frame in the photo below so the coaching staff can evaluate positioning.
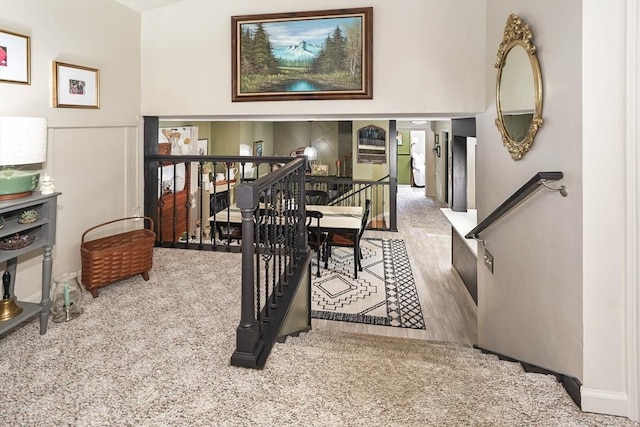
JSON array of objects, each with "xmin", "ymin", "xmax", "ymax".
[
  {"xmin": 53, "ymin": 61, "xmax": 100, "ymax": 109},
  {"xmin": 253, "ymin": 140, "xmax": 263, "ymax": 156},
  {"xmin": 232, "ymin": 7, "xmax": 373, "ymax": 102},
  {"xmin": 0, "ymin": 29, "xmax": 30, "ymax": 84}
]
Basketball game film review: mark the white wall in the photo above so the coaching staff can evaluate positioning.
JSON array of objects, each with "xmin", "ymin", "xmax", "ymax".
[
  {"xmin": 582, "ymin": 0, "xmax": 636, "ymax": 418},
  {"xmin": 140, "ymin": 0, "xmax": 485, "ymax": 118},
  {"xmin": 0, "ymin": 0, "xmax": 141, "ymax": 301},
  {"xmin": 466, "ymin": 137, "xmax": 476, "ymax": 209},
  {"xmin": 434, "ymin": 121, "xmax": 452, "ymax": 204},
  {"xmin": 476, "ymin": 1, "xmax": 583, "ymax": 380}
]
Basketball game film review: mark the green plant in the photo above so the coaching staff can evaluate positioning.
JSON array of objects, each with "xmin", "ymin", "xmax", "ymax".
[{"xmin": 19, "ymin": 209, "xmax": 38, "ymax": 222}]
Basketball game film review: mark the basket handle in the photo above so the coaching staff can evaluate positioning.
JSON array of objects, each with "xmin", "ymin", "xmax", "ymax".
[{"xmin": 82, "ymin": 216, "xmax": 155, "ymax": 244}]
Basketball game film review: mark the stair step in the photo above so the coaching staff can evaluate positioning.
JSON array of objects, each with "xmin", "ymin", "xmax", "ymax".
[{"xmin": 281, "ymin": 329, "xmax": 525, "ymax": 375}]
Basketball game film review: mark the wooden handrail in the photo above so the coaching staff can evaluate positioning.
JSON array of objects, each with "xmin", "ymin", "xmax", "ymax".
[{"xmin": 465, "ymin": 171, "xmax": 564, "ymax": 240}]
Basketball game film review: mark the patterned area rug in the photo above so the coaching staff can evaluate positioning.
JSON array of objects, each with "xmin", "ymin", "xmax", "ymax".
[{"xmin": 311, "ymin": 238, "xmax": 425, "ymax": 329}]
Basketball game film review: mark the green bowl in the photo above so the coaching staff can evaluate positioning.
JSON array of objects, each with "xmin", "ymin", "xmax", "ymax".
[{"xmin": 0, "ymin": 171, "xmax": 40, "ymax": 196}]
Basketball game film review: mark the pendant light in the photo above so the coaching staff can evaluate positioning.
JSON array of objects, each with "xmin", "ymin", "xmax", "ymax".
[{"xmin": 303, "ymin": 121, "xmax": 318, "ymax": 161}]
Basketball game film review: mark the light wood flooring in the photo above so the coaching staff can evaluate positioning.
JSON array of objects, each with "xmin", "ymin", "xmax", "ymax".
[{"xmin": 311, "ymin": 186, "xmax": 478, "ymax": 346}]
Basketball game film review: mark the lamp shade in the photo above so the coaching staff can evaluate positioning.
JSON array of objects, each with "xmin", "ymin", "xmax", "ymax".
[
  {"xmin": 0, "ymin": 117, "xmax": 47, "ymax": 166},
  {"xmin": 303, "ymin": 146, "xmax": 318, "ymax": 161}
]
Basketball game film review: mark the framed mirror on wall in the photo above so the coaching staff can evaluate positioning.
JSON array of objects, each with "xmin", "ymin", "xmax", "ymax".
[{"xmin": 495, "ymin": 13, "xmax": 543, "ymax": 161}]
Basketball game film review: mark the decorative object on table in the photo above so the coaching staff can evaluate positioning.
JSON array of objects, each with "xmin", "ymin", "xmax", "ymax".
[
  {"xmin": 52, "ymin": 61, "xmax": 100, "ymax": 108},
  {"xmin": 159, "ymin": 127, "xmax": 199, "ymax": 156},
  {"xmin": 50, "ymin": 271, "xmax": 83, "ymax": 322},
  {"xmin": 40, "ymin": 175, "xmax": 55, "ymax": 194},
  {"xmin": 18, "ymin": 209, "xmax": 38, "ymax": 224},
  {"xmin": 0, "ymin": 117, "xmax": 47, "ymax": 200},
  {"xmin": 0, "ymin": 29, "xmax": 30, "ymax": 85},
  {"xmin": 0, "ymin": 269, "xmax": 23, "ymax": 322},
  {"xmin": 310, "ymin": 162, "xmax": 329, "ymax": 176},
  {"xmin": 0, "ymin": 233, "xmax": 35, "ymax": 250},
  {"xmin": 224, "ymin": 163, "xmax": 238, "ymax": 181},
  {"xmin": 231, "ymin": 7, "xmax": 373, "ymax": 102},
  {"xmin": 158, "ymin": 142, "xmax": 171, "ymax": 155},
  {"xmin": 81, "ymin": 217, "xmax": 155, "ymax": 298}
]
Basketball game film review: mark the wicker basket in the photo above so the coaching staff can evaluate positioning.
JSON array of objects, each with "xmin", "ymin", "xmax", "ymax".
[{"xmin": 81, "ymin": 217, "xmax": 155, "ymax": 298}]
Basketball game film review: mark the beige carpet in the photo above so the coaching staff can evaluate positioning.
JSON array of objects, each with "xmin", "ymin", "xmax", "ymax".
[
  {"xmin": 396, "ymin": 185, "xmax": 450, "ymax": 235},
  {"xmin": 0, "ymin": 248, "xmax": 637, "ymax": 426}
]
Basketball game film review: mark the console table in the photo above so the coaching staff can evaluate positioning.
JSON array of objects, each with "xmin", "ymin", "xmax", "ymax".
[{"xmin": 0, "ymin": 192, "xmax": 60, "ymax": 336}]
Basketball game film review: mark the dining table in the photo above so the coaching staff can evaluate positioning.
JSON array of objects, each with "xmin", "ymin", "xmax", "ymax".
[{"xmin": 210, "ymin": 204, "xmax": 364, "ymax": 278}]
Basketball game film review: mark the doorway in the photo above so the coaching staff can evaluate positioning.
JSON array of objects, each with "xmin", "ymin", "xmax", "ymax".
[{"xmin": 410, "ymin": 130, "xmax": 426, "ymax": 187}]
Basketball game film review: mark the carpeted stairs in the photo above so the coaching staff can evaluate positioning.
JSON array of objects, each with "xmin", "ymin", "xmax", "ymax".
[
  {"xmin": 1, "ymin": 248, "xmax": 637, "ymax": 426},
  {"xmin": 270, "ymin": 329, "xmax": 637, "ymax": 426}
]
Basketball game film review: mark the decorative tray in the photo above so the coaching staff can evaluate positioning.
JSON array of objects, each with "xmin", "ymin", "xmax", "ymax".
[{"xmin": 0, "ymin": 233, "xmax": 36, "ymax": 250}]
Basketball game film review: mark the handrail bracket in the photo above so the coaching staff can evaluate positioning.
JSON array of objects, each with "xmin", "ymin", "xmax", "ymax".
[{"xmin": 540, "ymin": 179, "xmax": 568, "ymax": 197}]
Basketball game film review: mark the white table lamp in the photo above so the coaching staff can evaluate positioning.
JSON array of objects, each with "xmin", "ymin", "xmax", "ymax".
[{"xmin": 0, "ymin": 117, "xmax": 47, "ymax": 200}]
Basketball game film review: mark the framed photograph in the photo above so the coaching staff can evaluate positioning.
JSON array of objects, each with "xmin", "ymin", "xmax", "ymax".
[
  {"xmin": 253, "ymin": 140, "xmax": 263, "ymax": 156},
  {"xmin": 53, "ymin": 61, "xmax": 100, "ymax": 108},
  {"xmin": 396, "ymin": 132, "xmax": 403, "ymax": 146},
  {"xmin": 0, "ymin": 29, "xmax": 30, "ymax": 84},
  {"xmin": 232, "ymin": 7, "xmax": 373, "ymax": 102}
]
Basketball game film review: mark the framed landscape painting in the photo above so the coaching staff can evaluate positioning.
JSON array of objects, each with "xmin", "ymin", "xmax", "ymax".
[{"xmin": 232, "ymin": 7, "xmax": 373, "ymax": 102}]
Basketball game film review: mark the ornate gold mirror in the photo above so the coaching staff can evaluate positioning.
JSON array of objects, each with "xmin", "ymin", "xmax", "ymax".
[{"xmin": 495, "ymin": 13, "xmax": 543, "ymax": 160}]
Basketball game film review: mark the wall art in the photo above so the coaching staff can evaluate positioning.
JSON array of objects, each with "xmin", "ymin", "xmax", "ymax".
[
  {"xmin": 0, "ymin": 29, "xmax": 30, "ymax": 84},
  {"xmin": 232, "ymin": 7, "xmax": 373, "ymax": 102},
  {"xmin": 53, "ymin": 61, "xmax": 99, "ymax": 108}
]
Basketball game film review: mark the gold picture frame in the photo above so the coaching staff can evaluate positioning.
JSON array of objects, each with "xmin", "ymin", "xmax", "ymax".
[
  {"xmin": 0, "ymin": 29, "xmax": 30, "ymax": 84},
  {"xmin": 53, "ymin": 61, "xmax": 100, "ymax": 109},
  {"xmin": 232, "ymin": 7, "xmax": 373, "ymax": 102}
]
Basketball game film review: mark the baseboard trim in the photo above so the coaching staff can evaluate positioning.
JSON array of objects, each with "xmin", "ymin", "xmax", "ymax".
[
  {"xmin": 581, "ymin": 388, "xmax": 629, "ymax": 418},
  {"xmin": 474, "ymin": 345, "xmax": 582, "ymax": 409}
]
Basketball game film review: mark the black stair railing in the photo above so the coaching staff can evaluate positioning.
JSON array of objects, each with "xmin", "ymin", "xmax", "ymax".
[
  {"xmin": 230, "ymin": 157, "xmax": 309, "ymax": 369},
  {"xmin": 465, "ymin": 171, "xmax": 566, "ymax": 241}
]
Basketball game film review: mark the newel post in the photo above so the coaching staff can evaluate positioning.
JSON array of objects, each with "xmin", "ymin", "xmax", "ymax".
[{"xmin": 230, "ymin": 183, "xmax": 264, "ymax": 368}]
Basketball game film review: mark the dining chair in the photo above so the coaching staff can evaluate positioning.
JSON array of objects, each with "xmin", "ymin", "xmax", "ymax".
[
  {"xmin": 216, "ymin": 224, "xmax": 242, "ymax": 244},
  {"xmin": 211, "ymin": 192, "xmax": 242, "ymax": 244},
  {"xmin": 324, "ymin": 199, "xmax": 371, "ymax": 273},
  {"xmin": 305, "ymin": 189, "xmax": 330, "ymax": 206},
  {"xmin": 306, "ymin": 210, "xmax": 328, "ymax": 277}
]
